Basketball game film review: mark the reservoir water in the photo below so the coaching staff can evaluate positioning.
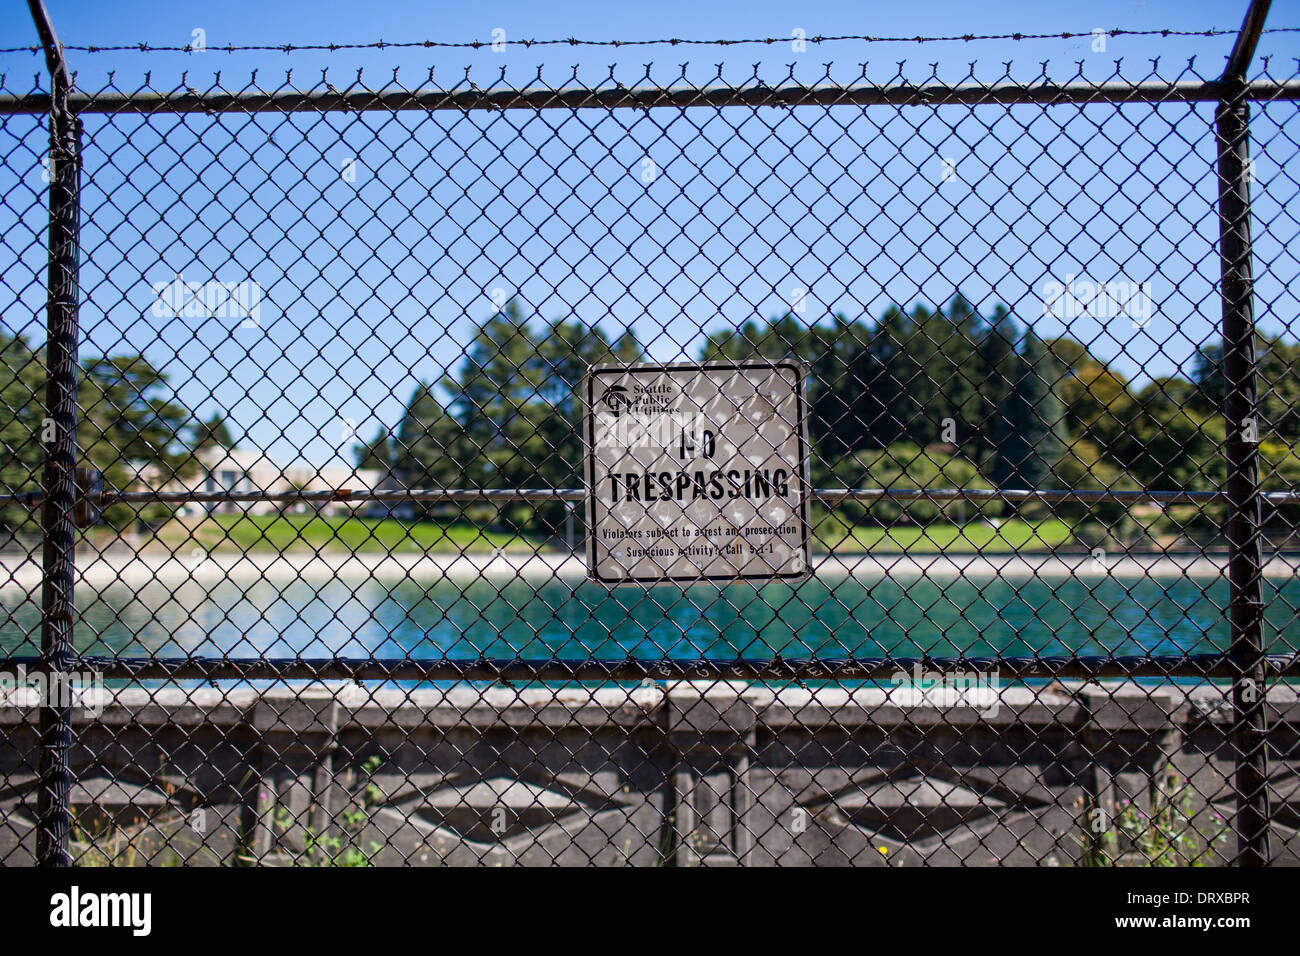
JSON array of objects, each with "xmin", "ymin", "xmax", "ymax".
[{"xmin": 2, "ymin": 571, "xmax": 1297, "ymax": 661}]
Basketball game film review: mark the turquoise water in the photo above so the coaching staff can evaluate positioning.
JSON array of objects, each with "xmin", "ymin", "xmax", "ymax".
[{"xmin": 2, "ymin": 572, "xmax": 1299, "ymax": 660}]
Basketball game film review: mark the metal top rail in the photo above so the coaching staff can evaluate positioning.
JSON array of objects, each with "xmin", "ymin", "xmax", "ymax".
[{"xmin": 1, "ymin": 78, "xmax": 1299, "ymax": 115}]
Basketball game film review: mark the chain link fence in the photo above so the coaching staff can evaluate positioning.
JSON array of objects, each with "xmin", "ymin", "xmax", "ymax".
[{"xmin": 1, "ymin": 4, "xmax": 1298, "ymax": 865}]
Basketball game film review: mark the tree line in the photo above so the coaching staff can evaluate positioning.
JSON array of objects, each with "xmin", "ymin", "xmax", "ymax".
[
  {"xmin": 4, "ymin": 294, "xmax": 1298, "ymax": 537},
  {"xmin": 358, "ymin": 295, "xmax": 1300, "ymax": 532},
  {"xmin": 0, "ymin": 330, "xmax": 232, "ymax": 533}
]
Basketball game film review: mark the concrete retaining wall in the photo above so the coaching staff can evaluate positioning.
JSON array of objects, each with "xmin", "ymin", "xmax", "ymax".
[{"xmin": 1, "ymin": 681, "xmax": 1296, "ymax": 865}]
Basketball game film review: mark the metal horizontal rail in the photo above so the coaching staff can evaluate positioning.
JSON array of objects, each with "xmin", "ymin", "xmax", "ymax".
[
  {"xmin": 4, "ymin": 653, "xmax": 1300, "ymax": 681},
  {"xmin": 4, "ymin": 485, "xmax": 1298, "ymax": 507},
  {"xmin": 1, "ymin": 79, "xmax": 1298, "ymax": 116}
]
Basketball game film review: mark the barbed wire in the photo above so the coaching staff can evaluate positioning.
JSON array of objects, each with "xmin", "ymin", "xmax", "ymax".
[{"xmin": 2, "ymin": 27, "xmax": 1299, "ymax": 57}]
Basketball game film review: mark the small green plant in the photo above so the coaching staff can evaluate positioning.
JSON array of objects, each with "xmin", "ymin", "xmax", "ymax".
[
  {"xmin": 278, "ymin": 754, "xmax": 384, "ymax": 867},
  {"xmin": 1077, "ymin": 770, "xmax": 1227, "ymax": 867}
]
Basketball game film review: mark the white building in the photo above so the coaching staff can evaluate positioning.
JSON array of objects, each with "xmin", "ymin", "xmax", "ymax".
[{"xmin": 144, "ymin": 446, "xmax": 388, "ymax": 518}]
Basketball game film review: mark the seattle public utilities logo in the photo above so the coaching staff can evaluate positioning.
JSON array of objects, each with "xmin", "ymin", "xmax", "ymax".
[{"xmin": 601, "ymin": 384, "xmax": 632, "ymax": 418}]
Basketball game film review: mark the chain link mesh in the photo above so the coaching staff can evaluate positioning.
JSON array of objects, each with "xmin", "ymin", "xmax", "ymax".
[{"xmin": 0, "ymin": 54, "xmax": 1297, "ymax": 866}]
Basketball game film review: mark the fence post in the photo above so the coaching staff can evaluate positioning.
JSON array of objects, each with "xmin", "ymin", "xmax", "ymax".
[
  {"xmin": 28, "ymin": 0, "xmax": 80, "ymax": 868},
  {"xmin": 1216, "ymin": 0, "xmax": 1272, "ymax": 868}
]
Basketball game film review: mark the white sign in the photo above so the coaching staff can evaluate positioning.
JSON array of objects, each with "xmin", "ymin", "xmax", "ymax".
[{"xmin": 584, "ymin": 360, "xmax": 811, "ymax": 583}]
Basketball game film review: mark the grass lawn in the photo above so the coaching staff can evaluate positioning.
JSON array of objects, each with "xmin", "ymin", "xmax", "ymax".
[
  {"xmin": 813, "ymin": 517, "xmax": 1076, "ymax": 554},
  {"xmin": 142, "ymin": 512, "xmax": 1078, "ymax": 555},
  {"xmin": 150, "ymin": 512, "xmax": 541, "ymax": 555}
]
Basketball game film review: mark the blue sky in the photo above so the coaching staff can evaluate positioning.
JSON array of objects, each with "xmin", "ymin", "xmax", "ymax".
[{"xmin": 0, "ymin": 1, "xmax": 1297, "ymax": 470}]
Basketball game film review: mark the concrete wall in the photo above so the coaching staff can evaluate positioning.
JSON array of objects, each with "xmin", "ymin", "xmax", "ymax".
[{"xmin": 1, "ymin": 682, "xmax": 1296, "ymax": 865}]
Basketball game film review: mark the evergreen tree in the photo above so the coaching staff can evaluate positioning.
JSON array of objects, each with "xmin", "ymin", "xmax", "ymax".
[
  {"xmin": 1020, "ymin": 332, "xmax": 1066, "ymax": 485},
  {"xmin": 440, "ymin": 299, "xmax": 548, "ymax": 488},
  {"xmin": 531, "ymin": 315, "xmax": 644, "ymax": 490},
  {"xmin": 869, "ymin": 305, "xmax": 917, "ymax": 448},
  {"xmin": 701, "ymin": 311, "xmax": 873, "ymax": 462},
  {"xmin": 974, "ymin": 305, "xmax": 1018, "ymax": 476},
  {"xmin": 79, "ymin": 354, "xmax": 195, "ymax": 527},
  {"xmin": 990, "ymin": 330, "xmax": 1064, "ymax": 495},
  {"xmin": 193, "ymin": 411, "xmax": 237, "ymax": 451},
  {"xmin": 382, "ymin": 301, "xmax": 644, "ymax": 530},
  {"xmin": 355, "ymin": 431, "xmax": 397, "ymax": 472},
  {"xmin": 1193, "ymin": 335, "xmax": 1300, "ymax": 443},
  {"xmin": 0, "ymin": 331, "xmax": 45, "ymax": 534},
  {"xmin": 939, "ymin": 294, "xmax": 985, "ymax": 452},
  {"xmin": 809, "ymin": 314, "xmax": 872, "ymax": 460},
  {"xmin": 394, "ymin": 382, "xmax": 468, "ymax": 489}
]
